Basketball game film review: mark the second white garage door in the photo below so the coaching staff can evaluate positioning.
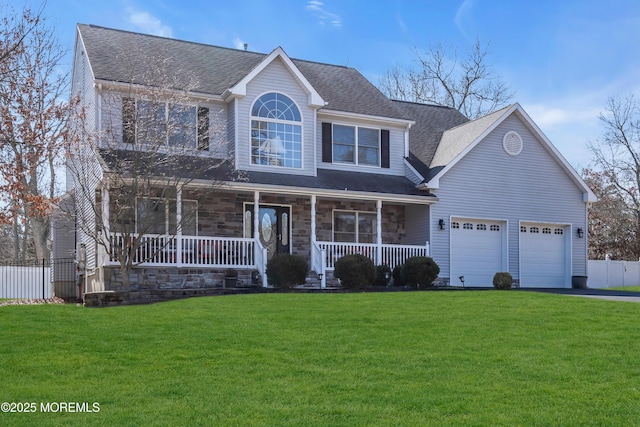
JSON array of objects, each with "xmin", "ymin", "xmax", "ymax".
[
  {"xmin": 450, "ymin": 218, "xmax": 507, "ymax": 287},
  {"xmin": 519, "ymin": 223, "xmax": 569, "ymax": 288}
]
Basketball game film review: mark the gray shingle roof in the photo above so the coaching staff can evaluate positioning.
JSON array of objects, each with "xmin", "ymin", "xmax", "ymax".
[
  {"xmin": 77, "ymin": 24, "xmax": 409, "ymax": 120},
  {"xmin": 98, "ymin": 149, "xmax": 433, "ymax": 199},
  {"xmin": 393, "ymin": 101, "xmax": 469, "ymax": 180}
]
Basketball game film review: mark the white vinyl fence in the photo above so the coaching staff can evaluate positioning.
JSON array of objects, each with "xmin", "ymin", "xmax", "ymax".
[
  {"xmin": 588, "ymin": 259, "xmax": 640, "ymax": 288},
  {"xmin": 0, "ymin": 265, "xmax": 52, "ymax": 299}
]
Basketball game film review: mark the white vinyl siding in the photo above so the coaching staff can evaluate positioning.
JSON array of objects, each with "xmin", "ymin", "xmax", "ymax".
[
  {"xmin": 429, "ymin": 115, "xmax": 588, "ymax": 283},
  {"xmin": 69, "ymin": 38, "xmax": 101, "ymax": 272},
  {"xmin": 404, "ymin": 205, "xmax": 430, "ymax": 246}
]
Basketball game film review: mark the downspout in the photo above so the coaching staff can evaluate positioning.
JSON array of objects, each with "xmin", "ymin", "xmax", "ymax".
[
  {"xmin": 97, "ymin": 83, "xmax": 102, "ymax": 145},
  {"xmin": 176, "ymin": 188, "xmax": 182, "ymax": 268}
]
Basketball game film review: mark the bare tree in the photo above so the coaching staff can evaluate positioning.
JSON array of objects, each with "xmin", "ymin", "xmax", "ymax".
[
  {"xmin": 67, "ymin": 52, "xmax": 235, "ymax": 288},
  {"xmin": 378, "ymin": 40, "xmax": 514, "ymax": 119},
  {"xmin": 0, "ymin": 3, "xmax": 72, "ymax": 260},
  {"xmin": 582, "ymin": 168, "xmax": 636, "ymax": 259},
  {"xmin": 0, "ymin": 3, "xmax": 43, "ymax": 76},
  {"xmin": 587, "ymin": 94, "xmax": 640, "ymax": 260}
]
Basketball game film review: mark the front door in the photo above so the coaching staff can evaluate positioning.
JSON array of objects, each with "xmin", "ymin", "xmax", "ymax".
[{"xmin": 245, "ymin": 205, "xmax": 291, "ymax": 259}]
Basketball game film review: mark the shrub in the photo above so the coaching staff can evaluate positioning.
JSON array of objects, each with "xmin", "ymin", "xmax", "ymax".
[
  {"xmin": 392, "ymin": 264, "xmax": 407, "ymax": 287},
  {"xmin": 266, "ymin": 254, "xmax": 308, "ymax": 289},
  {"xmin": 374, "ymin": 264, "xmax": 393, "ymax": 287},
  {"xmin": 403, "ymin": 256, "xmax": 440, "ymax": 289},
  {"xmin": 493, "ymin": 272, "xmax": 513, "ymax": 290},
  {"xmin": 334, "ymin": 254, "xmax": 376, "ymax": 289}
]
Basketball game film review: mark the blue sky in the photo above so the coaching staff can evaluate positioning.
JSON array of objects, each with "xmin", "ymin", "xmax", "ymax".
[{"xmin": 14, "ymin": 0, "xmax": 640, "ymax": 169}]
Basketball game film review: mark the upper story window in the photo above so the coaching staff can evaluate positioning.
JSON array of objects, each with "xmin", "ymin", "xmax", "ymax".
[
  {"xmin": 122, "ymin": 97, "xmax": 209, "ymax": 151},
  {"xmin": 321, "ymin": 122, "xmax": 390, "ymax": 169},
  {"xmin": 250, "ymin": 93, "xmax": 302, "ymax": 168},
  {"xmin": 333, "ymin": 124, "xmax": 380, "ymax": 166}
]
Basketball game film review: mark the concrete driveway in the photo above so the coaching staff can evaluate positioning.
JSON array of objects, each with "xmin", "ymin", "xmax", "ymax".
[{"xmin": 522, "ymin": 288, "xmax": 640, "ymax": 302}]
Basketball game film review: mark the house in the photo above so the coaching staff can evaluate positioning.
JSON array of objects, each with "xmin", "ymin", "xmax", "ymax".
[{"xmin": 60, "ymin": 23, "xmax": 596, "ymax": 293}]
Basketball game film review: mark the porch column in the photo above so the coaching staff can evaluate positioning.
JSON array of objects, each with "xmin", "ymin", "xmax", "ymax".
[
  {"xmin": 101, "ymin": 186, "xmax": 110, "ymax": 267},
  {"xmin": 253, "ymin": 191, "xmax": 260, "ymax": 240},
  {"xmin": 176, "ymin": 188, "xmax": 182, "ymax": 267},
  {"xmin": 377, "ymin": 200, "xmax": 383, "ymax": 265},
  {"xmin": 311, "ymin": 195, "xmax": 317, "ymax": 243}
]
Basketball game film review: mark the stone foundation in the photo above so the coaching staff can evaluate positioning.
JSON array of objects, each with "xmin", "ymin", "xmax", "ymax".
[
  {"xmin": 84, "ymin": 287, "xmax": 270, "ymax": 307},
  {"xmin": 100, "ymin": 266, "xmax": 257, "ymax": 291}
]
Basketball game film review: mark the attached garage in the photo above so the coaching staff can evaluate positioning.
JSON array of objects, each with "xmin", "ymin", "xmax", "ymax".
[
  {"xmin": 519, "ymin": 222, "xmax": 570, "ymax": 288},
  {"xmin": 450, "ymin": 218, "xmax": 507, "ymax": 287}
]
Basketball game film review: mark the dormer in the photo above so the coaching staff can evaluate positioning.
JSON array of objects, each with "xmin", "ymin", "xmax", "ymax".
[{"xmin": 226, "ymin": 48, "xmax": 325, "ymax": 176}]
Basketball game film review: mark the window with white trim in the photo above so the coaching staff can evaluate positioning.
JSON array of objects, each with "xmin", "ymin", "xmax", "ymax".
[
  {"xmin": 333, "ymin": 124, "xmax": 380, "ymax": 166},
  {"xmin": 136, "ymin": 198, "xmax": 198, "ymax": 235},
  {"xmin": 333, "ymin": 211, "xmax": 377, "ymax": 243},
  {"xmin": 542, "ymin": 227, "xmax": 552, "ymax": 234},
  {"xmin": 554, "ymin": 228, "xmax": 564, "ymax": 235},
  {"xmin": 250, "ymin": 93, "xmax": 302, "ymax": 168},
  {"xmin": 122, "ymin": 97, "xmax": 209, "ymax": 150},
  {"xmin": 463, "ymin": 223, "xmax": 473, "ymax": 230},
  {"xmin": 490, "ymin": 224, "xmax": 500, "ymax": 231}
]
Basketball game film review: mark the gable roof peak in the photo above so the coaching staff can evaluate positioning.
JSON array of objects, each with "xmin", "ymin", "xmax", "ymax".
[{"xmin": 222, "ymin": 44, "xmax": 325, "ymax": 107}]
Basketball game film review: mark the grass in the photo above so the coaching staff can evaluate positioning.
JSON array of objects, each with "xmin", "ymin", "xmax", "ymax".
[{"xmin": 1, "ymin": 291, "xmax": 640, "ymax": 426}]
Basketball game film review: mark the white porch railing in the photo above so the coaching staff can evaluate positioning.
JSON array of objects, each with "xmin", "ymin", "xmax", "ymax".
[
  {"xmin": 316, "ymin": 241, "xmax": 430, "ymax": 270},
  {"xmin": 107, "ymin": 233, "xmax": 258, "ymax": 269},
  {"xmin": 107, "ymin": 233, "xmax": 430, "ymax": 288}
]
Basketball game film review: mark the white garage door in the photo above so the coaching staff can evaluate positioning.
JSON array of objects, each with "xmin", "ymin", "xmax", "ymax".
[
  {"xmin": 451, "ymin": 219, "xmax": 506, "ymax": 287},
  {"xmin": 520, "ymin": 223, "xmax": 568, "ymax": 288}
]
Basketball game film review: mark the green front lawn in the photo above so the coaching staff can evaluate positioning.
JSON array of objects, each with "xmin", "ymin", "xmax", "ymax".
[{"xmin": 1, "ymin": 291, "xmax": 639, "ymax": 426}]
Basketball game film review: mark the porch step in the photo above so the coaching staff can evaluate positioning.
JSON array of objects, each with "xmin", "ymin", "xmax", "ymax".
[{"xmin": 303, "ymin": 272, "xmax": 340, "ymax": 288}]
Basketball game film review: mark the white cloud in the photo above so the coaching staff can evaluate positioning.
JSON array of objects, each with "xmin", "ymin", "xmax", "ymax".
[
  {"xmin": 522, "ymin": 102, "xmax": 603, "ymax": 169},
  {"xmin": 233, "ymin": 38, "xmax": 247, "ymax": 50},
  {"xmin": 525, "ymin": 105, "xmax": 601, "ymax": 128},
  {"xmin": 396, "ymin": 13, "xmax": 408, "ymax": 36},
  {"xmin": 128, "ymin": 9, "xmax": 173, "ymax": 38},
  {"xmin": 454, "ymin": 0, "xmax": 476, "ymax": 40},
  {"xmin": 305, "ymin": 0, "xmax": 342, "ymax": 28}
]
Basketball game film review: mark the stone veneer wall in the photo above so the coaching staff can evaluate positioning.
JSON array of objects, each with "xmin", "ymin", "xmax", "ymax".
[
  {"xmin": 185, "ymin": 190, "xmax": 252, "ymax": 237},
  {"xmin": 96, "ymin": 190, "xmax": 407, "ymax": 291},
  {"xmin": 100, "ymin": 266, "xmax": 255, "ymax": 291}
]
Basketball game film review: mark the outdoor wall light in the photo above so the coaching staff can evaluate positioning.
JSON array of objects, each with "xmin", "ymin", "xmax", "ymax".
[
  {"xmin": 459, "ymin": 275, "xmax": 465, "ymax": 288},
  {"xmin": 318, "ymin": 273, "xmax": 323, "ymax": 281},
  {"xmin": 577, "ymin": 227, "xmax": 584, "ymax": 238},
  {"xmin": 439, "ymin": 218, "xmax": 445, "ymax": 230}
]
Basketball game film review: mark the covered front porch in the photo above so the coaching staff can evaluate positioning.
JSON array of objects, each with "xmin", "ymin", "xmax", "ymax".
[{"xmin": 99, "ymin": 186, "xmax": 434, "ymax": 289}]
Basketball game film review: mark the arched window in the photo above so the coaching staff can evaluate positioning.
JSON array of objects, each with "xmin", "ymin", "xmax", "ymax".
[{"xmin": 251, "ymin": 93, "xmax": 302, "ymax": 168}]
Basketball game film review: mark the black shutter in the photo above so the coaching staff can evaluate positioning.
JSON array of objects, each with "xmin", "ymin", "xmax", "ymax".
[
  {"xmin": 322, "ymin": 122, "xmax": 332, "ymax": 163},
  {"xmin": 381, "ymin": 129, "xmax": 390, "ymax": 168}
]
